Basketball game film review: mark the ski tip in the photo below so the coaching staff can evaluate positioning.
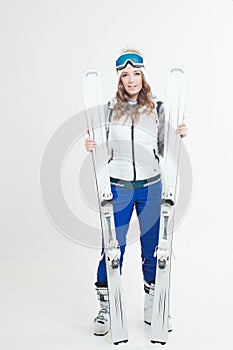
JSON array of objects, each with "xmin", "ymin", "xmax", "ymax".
[
  {"xmin": 170, "ymin": 66, "xmax": 185, "ymax": 75},
  {"xmin": 83, "ymin": 69, "xmax": 100, "ymax": 79},
  {"xmin": 151, "ymin": 340, "xmax": 166, "ymax": 345},
  {"xmin": 113, "ymin": 339, "xmax": 128, "ymax": 345}
]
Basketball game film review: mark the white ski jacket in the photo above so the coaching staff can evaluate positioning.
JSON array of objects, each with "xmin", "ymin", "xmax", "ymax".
[{"xmin": 105, "ymin": 100, "xmax": 165, "ymax": 182}]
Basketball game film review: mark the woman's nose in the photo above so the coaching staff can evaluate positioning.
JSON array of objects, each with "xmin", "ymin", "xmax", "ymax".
[{"xmin": 128, "ymin": 74, "xmax": 134, "ymax": 82}]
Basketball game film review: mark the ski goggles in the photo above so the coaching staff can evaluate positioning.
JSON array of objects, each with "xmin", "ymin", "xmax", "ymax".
[{"xmin": 116, "ymin": 52, "xmax": 144, "ymax": 70}]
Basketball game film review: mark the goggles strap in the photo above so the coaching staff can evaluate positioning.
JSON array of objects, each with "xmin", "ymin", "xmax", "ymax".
[{"xmin": 117, "ymin": 66, "xmax": 147, "ymax": 80}]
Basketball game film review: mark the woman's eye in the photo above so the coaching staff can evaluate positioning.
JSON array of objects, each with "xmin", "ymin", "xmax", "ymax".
[
  {"xmin": 135, "ymin": 72, "xmax": 141, "ymax": 76},
  {"xmin": 121, "ymin": 73, "xmax": 128, "ymax": 78}
]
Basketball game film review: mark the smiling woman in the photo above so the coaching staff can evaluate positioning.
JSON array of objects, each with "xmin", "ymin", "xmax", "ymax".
[
  {"xmin": 85, "ymin": 48, "xmax": 188, "ymax": 337},
  {"xmin": 120, "ymin": 66, "xmax": 143, "ymax": 101},
  {"xmin": 113, "ymin": 49, "xmax": 156, "ymax": 121}
]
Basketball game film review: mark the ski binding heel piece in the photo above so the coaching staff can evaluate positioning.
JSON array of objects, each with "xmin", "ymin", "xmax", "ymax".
[
  {"xmin": 161, "ymin": 185, "xmax": 174, "ymax": 206},
  {"xmin": 101, "ymin": 186, "xmax": 113, "ymax": 201}
]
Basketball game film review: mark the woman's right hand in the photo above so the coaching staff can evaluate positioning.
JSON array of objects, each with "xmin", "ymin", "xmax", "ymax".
[{"xmin": 85, "ymin": 137, "xmax": 96, "ymax": 152}]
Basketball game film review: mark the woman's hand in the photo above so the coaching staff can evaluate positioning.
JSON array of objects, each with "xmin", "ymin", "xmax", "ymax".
[
  {"xmin": 176, "ymin": 122, "xmax": 188, "ymax": 138},
  {"xmin": 85, "ymin": 137, "xmax": 96, "ymax": 152}
]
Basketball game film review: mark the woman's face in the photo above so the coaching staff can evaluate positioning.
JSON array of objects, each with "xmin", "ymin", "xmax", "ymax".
[{"xmin": 120, "ymin": 64, "xmax": 143, "ymax": 101}]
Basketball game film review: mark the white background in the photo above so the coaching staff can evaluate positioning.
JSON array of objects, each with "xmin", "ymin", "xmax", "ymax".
[{"xmin": 1, "ymin": 0, "xmax": 233, "ymax": 349}]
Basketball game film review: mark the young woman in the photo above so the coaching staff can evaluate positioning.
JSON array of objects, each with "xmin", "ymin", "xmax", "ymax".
[{"xmin": 85, "ymin": 49, "xmax": 187, "ymax": 336}]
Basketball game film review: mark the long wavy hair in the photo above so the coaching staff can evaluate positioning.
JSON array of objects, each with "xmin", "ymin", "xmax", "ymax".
[{"xmin": 113, "ymin": 49, "xmax": 155, "ymax": 122}]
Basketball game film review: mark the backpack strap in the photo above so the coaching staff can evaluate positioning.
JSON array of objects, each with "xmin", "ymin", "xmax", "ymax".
[
  {"xmin": 105, "ymin": 100, "xmax": 114, "ymax": 141},
  {"xmin": 156, "ymin": 100, "xmax": 163, "ymax": 117},
  {"xmin": 151, "ymin": 95, "xmax": 163, "ymax": 117}
]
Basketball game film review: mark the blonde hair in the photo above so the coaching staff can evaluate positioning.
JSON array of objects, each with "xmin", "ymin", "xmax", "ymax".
[{"xmin": 113, "ymin": 48, "xmax": 155, "ymax": 121}]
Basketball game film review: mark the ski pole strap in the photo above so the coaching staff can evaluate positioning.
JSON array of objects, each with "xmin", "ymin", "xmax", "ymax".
[{"xmin": 110, "ymin": 174, "xmax": 161, "ymax": 190}]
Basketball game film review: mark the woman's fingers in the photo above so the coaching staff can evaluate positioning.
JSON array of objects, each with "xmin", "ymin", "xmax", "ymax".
[
  {"xmin": 85, "ymin": 138, "xmax": 96, "ymax": 151},
  {"xmin": 176, "ymin": 123, "xmax": 188, "ymax": 138}
]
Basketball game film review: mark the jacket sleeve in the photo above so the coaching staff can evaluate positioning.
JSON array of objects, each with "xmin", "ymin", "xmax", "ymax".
[{"xmin": 157, "ymin": 102, "xmax": 165, "ymax": 157}]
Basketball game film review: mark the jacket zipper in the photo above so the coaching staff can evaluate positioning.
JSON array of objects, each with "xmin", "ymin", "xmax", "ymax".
[{"xmin": 131, "ymin": 118, "xmax": 136, "ymax": 181}]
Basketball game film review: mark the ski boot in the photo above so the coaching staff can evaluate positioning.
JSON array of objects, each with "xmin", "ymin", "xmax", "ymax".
[
  {"xmin": 94, "ymin": 286, "xmax": 110, "ymax": 336},
  {"xmin": 144, "ymin": 281, "xmax": 155, "ymax": 325},
  {"xmin": 144, "ymin": 281, "xmax": 172, "ymax": 331}
]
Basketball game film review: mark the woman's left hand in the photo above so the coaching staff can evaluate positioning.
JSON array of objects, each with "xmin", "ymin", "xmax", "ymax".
[{"xmin": 176, "ymin": 122, "xmax": 188, "ymax": 138}]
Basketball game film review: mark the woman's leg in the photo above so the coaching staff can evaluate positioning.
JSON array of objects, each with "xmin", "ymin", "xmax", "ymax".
[
  {"xmin": 96, "ymin": 185, "xmax": 135, "ymax": 284},
  {"xmin": 135, "ymin": 181, "xmax": 162, "ymax": 284}
]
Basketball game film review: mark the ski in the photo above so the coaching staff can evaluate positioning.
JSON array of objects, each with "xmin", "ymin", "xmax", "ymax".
[
  {"xmin": 151, "ymin": 67, "xmax": 186, "ymax": 345},
  {"xmin": 82, "ymin": 70, "xmax": 128, "ymax": 345}
]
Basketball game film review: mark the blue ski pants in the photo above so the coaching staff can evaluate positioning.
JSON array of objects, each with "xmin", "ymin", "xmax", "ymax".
[{"xmin": 96, "ymin": 180, "xmax": 162, "ymax": 284}]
